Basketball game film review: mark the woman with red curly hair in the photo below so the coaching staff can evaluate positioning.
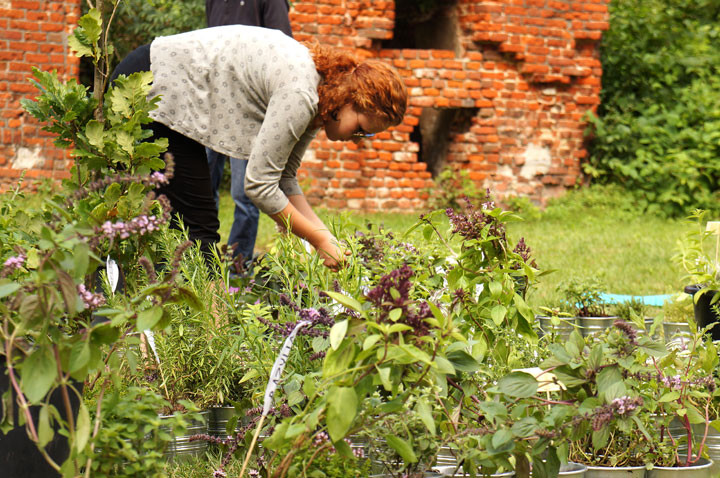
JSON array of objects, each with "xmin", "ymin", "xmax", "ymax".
[{"xmin": 111, "ymin": 25, "xmax": 407, "ymax": 269}]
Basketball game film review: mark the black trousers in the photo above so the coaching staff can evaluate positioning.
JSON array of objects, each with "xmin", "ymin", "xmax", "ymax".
[
  {"xmin": 0, "ymin": 356, "xmax": 81, "ymax": 477},
  {"xmin": 110, "ymin": 44, "xmax": 220, "ymax": 256}
]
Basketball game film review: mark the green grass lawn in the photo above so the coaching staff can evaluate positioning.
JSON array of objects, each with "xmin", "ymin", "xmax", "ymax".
[{"xmin": 217, "ymin": 187, "xmax": 694, "ymax": 308}]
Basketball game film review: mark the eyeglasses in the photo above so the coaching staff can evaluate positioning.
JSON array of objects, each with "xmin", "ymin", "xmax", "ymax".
[{"xmin": 351, "ymin": 109, "xmax": 375, "ymax": 138}]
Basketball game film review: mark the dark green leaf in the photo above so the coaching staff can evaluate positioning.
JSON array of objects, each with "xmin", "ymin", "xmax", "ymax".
[
  {"xmin": 385, "ymin": 434, "xmax": 417, "ymax": 463},
  {"xmin": 498, "ymin": 371, "xmax": 538, "ymax": 398}
]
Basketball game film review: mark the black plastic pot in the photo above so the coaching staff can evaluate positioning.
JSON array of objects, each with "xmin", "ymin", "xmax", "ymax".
[{"xmin": 684, "ymin": 285, "xmax": 720, "ymax": 340}]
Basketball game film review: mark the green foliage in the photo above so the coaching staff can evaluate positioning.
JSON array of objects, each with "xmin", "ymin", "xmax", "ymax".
[
  {"xmin": 426, "ymin": 167, "xmax": 486, "ymax": 211},
  {"xmin": 535, "ymin": 325, "xmax": 718, "ymax": 467},
  {"xmin": 1, "ymin": 9, "xmax": 204, "ymax": 475},
  {"xmin": 88, "ymin": 387, "xmax": 194, "ymax": 477},
  {"xmin": 585, "ymin": 0, "xmax": 720, "ymax": 217},
  {"xmin": 673, "ymin": 209, "xmax": 720, "ymax": 287},
  {"xmin": 504, "ymin": 195, "xmax": 542, "ymax": 221},
  {"xmin": 224, "ymin": 197, "xmax": 551, "ymax": 476},
  {"xmin": 109, "ymin": 0, "xmax": 205, "ymax": 67},
  {"xmin": 661, "ymin": 293, "xmax": 694, "ymax": 324},
  {"xmin": 556, "ymin": 277, "xmax": 611, "ymax": 317}
]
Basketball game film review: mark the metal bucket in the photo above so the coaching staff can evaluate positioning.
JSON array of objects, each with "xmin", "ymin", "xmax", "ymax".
[
  {"xmin": 669, "ymin": 422, "xmax": 720, "ymax": 477},
  {"xmin": 537, "ymin": 316, "xmax": 578, "ymax": 340},
  {"xmin": 579, "ymin": 317, "xmax": 619, "ymax": 337},
  {"xmin": 585, "ymin": 465, "xmax": 646, "ymax": 478},
  {"xmin": 435, "ymin": 464, "xmax": 515, "ymax": 476},
  {"xmin": 559, "ymin": 463, "xmax": 589, "ymax": 477},
  {"xmin": 370, "ymin": 473, "xmax": 442, "ymax": 478},
  {"xmin": 208, "ymin": 406, "xmax": 247, "ymax": 438},
  {"xmin": 642, "ymin": 317, "xmax": 662, "ymax": 341},
  {"xmin": 160, "ymin": 410, "xmax": 209, "ymax": 462},
  {"xmin": 646, "ymin": 458, "xmax": 713, "ymax": 478},
  {"xmin": 368, "ymin": 438, "xmax": 436, "ymax": 477},
  {"xmin": 663, "ymin": 322, "xmax": 693, "ymax": 349},
  {"xmin": 435, "ymin": 446, "xmax": 459, "ymax": 467},
  {"xmin": 530, "ymin": 463, "xmax": 588, "ymax": 477}
]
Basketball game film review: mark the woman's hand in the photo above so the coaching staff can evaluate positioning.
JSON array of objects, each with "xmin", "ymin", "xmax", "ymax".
[{"xmin": 315, "ymin": 236, "xmax": 351, "ymax": 270}]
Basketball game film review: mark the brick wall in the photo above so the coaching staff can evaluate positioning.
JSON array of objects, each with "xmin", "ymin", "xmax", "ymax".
[
  {"xmin": 0, "ymin": 0, "xmax": 609, "ymax": 210},
  {"xmin": 290, "ymin": 0, "xmax": 609, "ymax": 210},
  {"xmin": 0, "ymin": 0, "xmax": 80, "ymax": 188}
]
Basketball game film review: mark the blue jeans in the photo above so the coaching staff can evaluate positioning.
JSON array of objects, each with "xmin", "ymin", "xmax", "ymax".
[{"xmin": 206, "ymin": 148, "xmax": 259, "ymax": 261}]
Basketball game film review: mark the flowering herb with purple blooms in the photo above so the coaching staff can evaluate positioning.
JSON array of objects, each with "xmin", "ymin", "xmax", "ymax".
[
  {"xmin": 0, "ymin": 12, "xmax": 210, "ymax": 475},
  {"xmin": 519, "ymin": 319, "xmax": 719, "ymax": 468}
]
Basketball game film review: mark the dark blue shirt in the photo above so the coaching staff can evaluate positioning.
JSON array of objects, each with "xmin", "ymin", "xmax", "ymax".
[{"xmin": 206, "ymin": 0, "xmax": 293, "ymax": 37}]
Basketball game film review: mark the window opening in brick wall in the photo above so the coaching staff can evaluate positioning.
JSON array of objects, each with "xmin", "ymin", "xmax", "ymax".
[
  {"xmin": 381, "ymin": 0, "xmax": 461, "ymax": 53},
  {"xmin": 414, "ymin": 107, "xmax": 478, "ymax": 177}
]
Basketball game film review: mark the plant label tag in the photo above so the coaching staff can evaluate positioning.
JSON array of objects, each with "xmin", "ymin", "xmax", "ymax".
[
  {"xmin": 513, "ymin": 367, "xmax": 566, "ymax": 392},
  {"xmin": 262, "ymin": 320, "xmax": 311, "ymax": 415},
  {"xmin": 106, "ymin": 256, "xmax": 119, "ymax": 293},
  {"xmin": 706, "ymin": 222, "xmax": 720, "ymax": 235},
  {"xmin": 143, "ymin": 330, "xmax": 161, "ymax": 365}
]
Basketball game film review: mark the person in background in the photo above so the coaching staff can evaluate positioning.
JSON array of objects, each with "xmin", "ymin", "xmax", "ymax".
[
  {"xmin": 110, "ymin": 25, "xmax": 407, "ymax": 270},
  {"xmin": 205, "ymin": 0, "xmax": 293, "ymax": 265}
]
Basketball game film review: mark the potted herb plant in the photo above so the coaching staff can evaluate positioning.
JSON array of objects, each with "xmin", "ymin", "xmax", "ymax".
[
  {"xmin": 674, "ymin": 210, "xmax": 720, "ymax": 341},
  {"xmin": 660, "ymin": 293, "xmax": 695, "ymax": 347},
  {"xmin": 556, "ymin": 277, "xmax": 618, "ymax": 337}
]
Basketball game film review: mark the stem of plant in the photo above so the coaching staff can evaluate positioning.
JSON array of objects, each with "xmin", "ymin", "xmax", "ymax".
[
  {"xmin": 3, "ymin": 321, "xmax": 39, "ymax": 443},
  {"xmin": 84, "ymin": 380, "xmax": 108, "ymax": 478},
  {"xmin": 239, "ymin": 413, "xmax": 267, "ymax": 477},
  {"xmin": 53, "ymin": 346, "xmax": 76, "ymax": 448}
]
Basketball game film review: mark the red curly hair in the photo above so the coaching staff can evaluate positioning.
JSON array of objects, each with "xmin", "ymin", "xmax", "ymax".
[{"xmin": 308, "ymin": 42, "xmax": 407, "ymax": 126}]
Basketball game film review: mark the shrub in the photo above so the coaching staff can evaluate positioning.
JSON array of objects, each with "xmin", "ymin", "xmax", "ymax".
[{"xmin": 585, "ymin": 0, "xmax": 720, "ymax": 217}]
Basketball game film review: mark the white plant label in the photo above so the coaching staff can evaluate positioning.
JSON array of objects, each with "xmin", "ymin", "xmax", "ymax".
[
  {"xmin": 106, "ymin": 256, "xmax": 119, "ymax": 294},
  {"xmin": 707, "ymin": 221, "xmax": 720, "ymax": 234},
  {"xmin": 144, "ymin": 329, "xmax": 161, "ymax": 365},
  {"xmin": 262, "ymin": 320, "xmax": 310, "ymax": 415}
]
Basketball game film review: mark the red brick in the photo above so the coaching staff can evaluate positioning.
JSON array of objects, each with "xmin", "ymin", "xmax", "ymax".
[
  {"xmin": 40, "ymin": 22, "xmax": 65, "ymax": 32},
  {"xmin": 9, "ymin": 41, "xmax": 38, "ymax": 51}
]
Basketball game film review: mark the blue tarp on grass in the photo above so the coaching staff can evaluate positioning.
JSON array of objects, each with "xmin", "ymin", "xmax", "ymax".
[{"xmin": 599, "ymin": 293, "xmax": 675, "ymax": 307}]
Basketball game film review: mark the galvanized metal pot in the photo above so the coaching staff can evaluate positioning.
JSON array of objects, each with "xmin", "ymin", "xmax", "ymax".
[
  {"xmin": 585, "ymin": 464, "xmax": 646, "ymax": 478},
  {"xmin": 669, "ymin": 421, "xmax": 720, "ymax": 477},
  {"xmin": 208, "ymin": 406, "xmax": 248, "ymax": 438},
  {"xmin": 370, "ymin": 473, "xmax": 442, "ymax": 477},
  {"xmin": 537, "ymin": 315, "xmax": 578, "ymax": 340},
  {"xmin": 646, "ymin": 458, "xmax": 713, "ymax": 478},
  {"xmin": 160, "ymin": 410, "xmax": 210, "ymax": 462},
  {"xmin": 558, "ymin": 463, "xmax": 589, "ymax": 477},
  {"xmin": 663, "ymin": 322, "xmax": 692, "ymax": 348},
  {"xmin": 579, "ymin": 316, "xmax": 619, "ymax": 337},
  {"xmin": 435, "ymin": 464, "xmax": 515, "ymax": 476},
  {"xmin": 529, "ymin": 463, "xmax": 588, "ymax": 477},
  {"xmin": 435, "ymin": 446, "xmax": 459, "ymax": 467}
]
